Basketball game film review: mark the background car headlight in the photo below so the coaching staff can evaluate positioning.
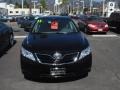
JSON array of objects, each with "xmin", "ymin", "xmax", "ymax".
[
  {"xmin": 105, "ymin": 24, "xmax": 108, "ymax": 28},
  {"xmin": 88, "ymin": 24, "xmax": 96, "ymax": 28},
  {"xmin": 79, "ymin": 46, "xmax": 91, "ymax": 60},
  {"xmin": 21, "ymin": 47, "xmax": 35, "ymax": 61}
]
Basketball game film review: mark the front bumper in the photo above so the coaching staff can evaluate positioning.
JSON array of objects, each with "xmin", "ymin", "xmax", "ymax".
[
  {"xmin": 88, "ymin": 27, "xmax": 109, "ymax": 33},
  {"xmin": 20, "ymin": 54, "xmax": 92, "ymax": 78}
]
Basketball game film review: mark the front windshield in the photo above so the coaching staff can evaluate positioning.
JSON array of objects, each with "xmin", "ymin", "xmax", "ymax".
[
  {"xmin": 87, "ymin": 16, "xmax": 103, "ymax": 21},
  {"xmin": 79, "ymin": 15, "xmax": 88, "ymax": 20},
  {"xmin": 32, "ymin": 18, "xmax": 78, "ymax": 34}
]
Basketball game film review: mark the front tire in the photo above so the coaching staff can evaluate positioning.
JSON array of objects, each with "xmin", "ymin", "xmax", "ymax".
[{"xmin": 8, "ymin": 34, "xmax": 14, "ymax": 47}]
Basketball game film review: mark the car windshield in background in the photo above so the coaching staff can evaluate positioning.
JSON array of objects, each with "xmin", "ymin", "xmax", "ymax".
[
  {"xmin": 32, "ymin": 18, "xmax": 78, "ymax": 34},
  {"xmin": 87, "ymin": 16, "xmax": 103, "ymax": 21},
  {"xmin": 78, "ymin": 15, "xmax": 88, "ymax": 21},
  {"xmin": 22, "ymin": 15, "xmax": 35, "ymax": 20}
]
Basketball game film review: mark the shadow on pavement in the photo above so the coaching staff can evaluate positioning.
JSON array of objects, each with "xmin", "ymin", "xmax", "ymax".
[
  {"xmin": 110, "ymin": 29, "xmax": 120, "ymax": 34},
  {"xmin": 0, "ymin": 40, "xmax": 17, "ymax": 58}
]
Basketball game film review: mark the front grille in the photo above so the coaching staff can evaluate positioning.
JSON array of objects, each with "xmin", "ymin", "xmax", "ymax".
[
  {"xmin": 36, "ymin": 54, "xmax": 54, "ymax": 63},
  {"xmin": 97, "ymin": 25, "xmax": 105, "ymax": 28},
  {"xmin": 60, "ymin": 53, "xmax": 79, "ymax": 63},
  {"xmin": 35, "ymin": 52, "xmax": 79, "ymax": 65}
]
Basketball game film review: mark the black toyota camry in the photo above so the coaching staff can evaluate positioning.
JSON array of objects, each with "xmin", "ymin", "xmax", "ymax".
[
  {"xmin": 20, "ymin": 16, "xmax": 92, "ymax": 79},
  {"xmin": 0, "ymin": 22, "xmax": 14, "ymax": 54}
]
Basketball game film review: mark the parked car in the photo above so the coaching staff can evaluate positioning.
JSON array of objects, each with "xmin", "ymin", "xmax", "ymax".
[
  {"xmin": 60, "ymin": 12, "xmax": 68, "ymax": 16},
  {"xmin": 77, "ymin": 15, "xmax": 88, "ymax": 21},
  {"xmin": 72, "ymin": 14, "xmax": 88, "ymax": 27},
  {"xmin": 107, "ymin": 12, "xmax": 120, "ymax": 32},
  {"xmin": 0, "ymin": 22, "xmax": 14, "ymax": 53},
  {"xmin": 17, "ymin": 15, "xmax": 35, "ymax": 30},
  {"xmin": 7, "ymin": 15, "xmax": 16, "ymax": 22},
  {"xmin": 43, "ymin": 10, "xmax": 53, "ymax": 16},
  {"xmin": 20, "ymin": 16, "xmax": 92, "ymax": 79},
  {"xmin": 78, "ymin": 15, "xmax": 109, "ymax": 34},
  {"xmin": 16, "ymin": 16, "xmax": 26, "ymax": 28},
  {"xmin": 0, "ymin": 16, "xmax": 8, "ymax": 22}
]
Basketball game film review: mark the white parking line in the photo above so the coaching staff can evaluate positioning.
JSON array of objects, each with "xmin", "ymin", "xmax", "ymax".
[
  {"xmin": 92, "ymin": 34, "xmax": 118, "ymax": 38},
  {"xmin": 14, "ymin": 36, "xmax": 27, "ymax": 39},
  {"xmin": 14, "ymin": 35, "xmax": 120, "ymax": 39}
]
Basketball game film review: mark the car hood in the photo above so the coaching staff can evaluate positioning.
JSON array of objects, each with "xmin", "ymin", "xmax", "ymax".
[
  {"xmin": 23, "ymin": 33, "xmax": 89, "ymax": 52},
  {"xmin": 86, "ymin": 20, "xmax": 106, "ymax": 25}
]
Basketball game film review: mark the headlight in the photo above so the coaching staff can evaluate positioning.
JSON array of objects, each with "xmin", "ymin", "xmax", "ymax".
[
  {"xmin": 105, "ymin": 24, "xmax": 108, "ymax": 28},
  {"xmin": 79, "ymin": 46, "xmax": 91, "ymax": 60},
  {"xmin": 88, "ymin": 24, "xmax": 96, "ymax": 28},
  {"xmin": 21, "ymin": 47, "xmax": 35, "ymax": 61}
]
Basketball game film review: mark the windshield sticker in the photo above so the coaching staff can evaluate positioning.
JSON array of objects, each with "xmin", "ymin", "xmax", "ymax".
[
  {"xmin": 37, "ymin": 20, "xmax": 43, "ymax": 24},
  {"xmin": 51, "ymin": 21, "xmax": 58, "ymax": 30}
]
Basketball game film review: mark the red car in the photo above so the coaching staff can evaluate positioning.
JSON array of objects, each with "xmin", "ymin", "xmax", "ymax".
[{"xmin": 78, "ymin": 15, "xmax": 109, "ymax": 34}]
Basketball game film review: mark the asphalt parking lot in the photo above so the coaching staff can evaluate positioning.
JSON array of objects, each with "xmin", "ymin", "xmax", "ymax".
[{"xmin": 0, "ymin": 22, "xmax": 120, "ymax": 90}]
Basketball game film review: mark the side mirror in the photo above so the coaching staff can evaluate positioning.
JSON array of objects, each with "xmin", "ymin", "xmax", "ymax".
[
  {"xmin": 77, "ymin": 22, "xmax": 82, "ymax": 29},
  {"xmin": 77, "ymin": 22, "xmax": 85, "ymax": 31},
  {"xmin": 77, "ymin": 23, "xmax": 81, "ymax": 32}
]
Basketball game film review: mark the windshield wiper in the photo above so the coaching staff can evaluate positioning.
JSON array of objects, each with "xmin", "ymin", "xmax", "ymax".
[
  {"xmin": 32, "ymin": 32, "xmax": 75, "ymax": 34},
  {"xmin": 55, "ymin": 32, "xmax": 67, "ymax": 34},
  {"xmin": 32, "ymin": 32, "xmax": 53, "ymax": 34}
]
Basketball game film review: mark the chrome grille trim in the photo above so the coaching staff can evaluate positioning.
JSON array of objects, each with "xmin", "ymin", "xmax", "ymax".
[{"xmin": 35, "ymin": 52, "xmax": 80, "ymax": 65}]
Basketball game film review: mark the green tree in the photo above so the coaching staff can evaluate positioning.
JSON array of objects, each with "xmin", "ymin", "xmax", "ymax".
[
  {"xmin": 15, "ymin": 2, "xmax": 21, "ymax": 8},
  {"xmin": 60, "ymin": 0, "xmax": 69, "ymax": 12},
  {"xmin": 62, "ymin": 0, "xmax": 69, "ymax": 5},
  {"xmin": 8, "ymin": 0, "xmax": 12, "ymax": 4},
  {"xmin": 40, "ymin": 0, "xmax": 47, "ymax": 10},
  {"xmin": 24, "ymin": 0, "xmax": 29, "ymax": 8},
  {"xmin": 84, "ymin": 7, "xmax": 89, "ymax": 14}
]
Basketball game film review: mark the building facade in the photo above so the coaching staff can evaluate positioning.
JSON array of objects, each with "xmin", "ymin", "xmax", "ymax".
[
  {"xmin": 54, "ymin": 0, "xmax": 62, "ymax": 14},
  {"xmin": 8, "ymin": 8, "xmax": 40, "ymax": 16},
  {"xmin": 0, "ymin": 2, "xmax": 41, "ymax": 16}
]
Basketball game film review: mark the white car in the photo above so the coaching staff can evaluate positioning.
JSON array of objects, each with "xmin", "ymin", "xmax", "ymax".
[{"xmin": 43, "ymin": 11, "xmax": 53, "ymax": 16}]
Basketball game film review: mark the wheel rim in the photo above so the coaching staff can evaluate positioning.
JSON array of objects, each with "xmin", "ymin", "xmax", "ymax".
[{"xmin": 9, "ymin": 34, "xmax": 14, "ymax": 46}]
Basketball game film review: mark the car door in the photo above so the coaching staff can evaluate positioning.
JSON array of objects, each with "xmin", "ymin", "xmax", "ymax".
[{"xmin": 0, "ymin": 23, "xmax": 10, "ymax": 51}]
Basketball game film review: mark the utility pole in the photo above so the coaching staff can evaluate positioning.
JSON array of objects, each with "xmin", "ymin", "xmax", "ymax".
[
  {"xmin": 40, "ymin": 5, "xmax": 42, "ymax": 13},
  {"xmin": 21, "ymin": 0, "xmax": 24, "ymax": 15},
  {"xmin": 82, "ymin": 0, "xmax": 85, "ymax": 11},
  {"xmin": 90, "ymin": 0, "xmax": 93, "ymax": 14},
  {"xmin": 78, "ymin": 0, "xmax": 80, "ymax": 14},
  {"xmin": 22, "ymin": 0, "xmax": 24, "ymax": 9},
  {"xmin": 77, "ymin": 0, "xmax": 80, "ymax": 14},
  {"xmin": 80, "ymin": 0, "xmax": 85, "ymax": 14},
  {"xmin": 33, "ymin": 1, "xmax": 36, "ymax": 9},
  {"xmin": 29, "ymin": 0, "xmax": 32, "ymax": 15},
  {"xmin": 72, "ymin": 1, "xmax": 75, "ymax": 14},
  {"xmin": 102, "ymin": 0, "xmax": 105, "ymax": 17}
]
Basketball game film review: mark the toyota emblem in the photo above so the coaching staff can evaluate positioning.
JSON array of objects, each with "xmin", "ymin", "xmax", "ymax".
[{"xmin": 53, "ymin": 52, "xmax": 62, "ymax": 60}]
